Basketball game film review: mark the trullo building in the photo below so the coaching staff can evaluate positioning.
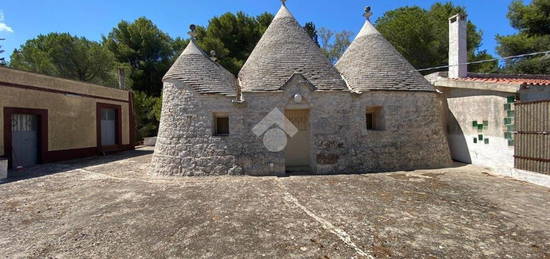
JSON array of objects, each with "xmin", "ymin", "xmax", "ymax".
[{"xmin": 151, "ymin": 3, "xmax": 452, "ymax": 176}]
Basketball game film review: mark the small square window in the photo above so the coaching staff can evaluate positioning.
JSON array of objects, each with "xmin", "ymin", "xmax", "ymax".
[
  {"xmin": 366, "ymin": 106, "xmax": 384, "ymax": 131},
  {"xmin": 213, "ymin": 113, "xmax": 229, "ymax": 136}
]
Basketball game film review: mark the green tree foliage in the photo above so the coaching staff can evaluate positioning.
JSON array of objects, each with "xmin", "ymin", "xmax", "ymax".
[
  {"xmin": 319, "ymin": 28, "xmax": 353, "ymax": 64},
  {"xmin": 10, "ymin": 33, "xmax": 117, "ymax": 85},
  {"xmin": 304, "ymin": 22, "xmax": 320, "ymax": 46},
  {"xmin": 104, "ymin": 17, "xmax": 184, "ymax": 97},
  {"xmin": 133, "ymin": 91, "xmax": 162, "ymax": 140},
  {"xmin": 193, "ymin": 12, "xmax": 273, "ymax": 75},
  {"xmin": 375, "ymin": 3, "xmax": 498, "ymax": 73},
  {"xmin": 103, "ymin": 17, "xmax": 188, "ymax": 138},
  {"xmin": 497, "ymin": 0, "xmax": 550, "ymax": 74},
  {"xmin": 0, "ymin": 38, "xmax": 6, "ymax": 66}
]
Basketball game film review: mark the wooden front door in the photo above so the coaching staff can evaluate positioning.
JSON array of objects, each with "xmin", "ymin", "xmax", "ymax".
[{"xmin": 284, "ymin": 109, "xmax": 311, "ymax": 172}]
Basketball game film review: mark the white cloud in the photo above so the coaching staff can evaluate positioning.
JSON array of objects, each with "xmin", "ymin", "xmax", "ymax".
[
  {"xmin": 0, "ymin": 10, "xmax": 13, "ymax": 33},
  {"xmin": 0, "ymin": 23, "xmax": 13, "ymax": 33}
]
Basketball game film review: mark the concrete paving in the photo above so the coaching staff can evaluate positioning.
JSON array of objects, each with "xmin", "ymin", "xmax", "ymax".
[{"xmin": 1, "ymin": 147, "xmax": 549, "ymax": 258}]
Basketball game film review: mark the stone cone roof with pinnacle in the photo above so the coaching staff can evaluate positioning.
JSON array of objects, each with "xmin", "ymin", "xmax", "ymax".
[
  {"xmin": 163, "ymin": 40, "xmax": 237, "ymax": 96},
  {"xmin": 336, "ymin": 20, "xmax": 436, "ymax": 92},
  {"xmin": 238, "ymin": 5, "xmax": 347, "ymax": 92}
]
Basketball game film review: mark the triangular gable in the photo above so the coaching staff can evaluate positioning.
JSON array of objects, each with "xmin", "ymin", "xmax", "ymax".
[{"xmin": 279, "ymin": 73, "xmax": 318, "ymax": 92}]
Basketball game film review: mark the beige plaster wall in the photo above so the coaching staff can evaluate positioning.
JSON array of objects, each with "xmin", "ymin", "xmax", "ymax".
[
  {"xmin": 0, "ymin": 68, "xmax": 130, "ymax": 156},
  {"xmin": 0, "ymin": 67, "xmax": 128, "ymax": 100}
]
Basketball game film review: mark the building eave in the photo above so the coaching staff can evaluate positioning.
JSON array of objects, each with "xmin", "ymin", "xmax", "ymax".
[{"xmin": 426, "ymin": 73, "xmax": 520, "ymax": 94}]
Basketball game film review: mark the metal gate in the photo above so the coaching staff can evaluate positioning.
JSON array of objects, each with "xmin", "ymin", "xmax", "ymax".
[
  {"xmin": 514, "ymin": 100, "xmax": 550, "ymax": 174},
  {"xmin": 11, "ymin": 114, "xmax": 39, "ymax": 168}
]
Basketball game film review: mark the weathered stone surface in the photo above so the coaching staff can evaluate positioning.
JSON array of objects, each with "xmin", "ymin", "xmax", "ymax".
[
  {"xmin": 238, "ymin": 6, "xmax": 346, "ymax": 92},
  {"xmin": 152, "ymin": 77, "xmax": 452, "ymax": 176},
  {"xmin": 336, "ymin": 20, "xmax": 435, "ymax": 92},
  {"xmin": 316, "ymin": 153, "xmax": 339, "ymax": 165},
  {"xmin": 1, "ymin": 150, "xmax": 549, "ymax": 258}
]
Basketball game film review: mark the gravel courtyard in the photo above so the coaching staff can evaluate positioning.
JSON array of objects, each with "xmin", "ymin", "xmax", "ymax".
[{"xmin": 1, "ymin": 147, "xmax": 549, "ymax": 258}]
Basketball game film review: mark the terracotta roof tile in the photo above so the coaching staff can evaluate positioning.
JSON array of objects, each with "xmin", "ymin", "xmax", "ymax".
[{"xmin": 453, "ymin": 73, "xmax": 550, "ymax": 86}]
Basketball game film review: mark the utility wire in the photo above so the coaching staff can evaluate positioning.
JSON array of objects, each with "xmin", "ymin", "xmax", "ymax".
[{"xmin": 415, "ymin": 50, "xmax": 550, "ymax": 72}]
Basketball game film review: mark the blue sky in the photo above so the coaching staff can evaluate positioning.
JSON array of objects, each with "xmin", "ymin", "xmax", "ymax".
[{"xmin": 0, "ymin": 0, "xmax": 523, "ymax": 63}]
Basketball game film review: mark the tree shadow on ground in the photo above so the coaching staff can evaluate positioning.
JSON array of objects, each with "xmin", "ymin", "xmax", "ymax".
[{"xmin": 1, "ymin": 148, "xmax": 153, "ymax": 184}]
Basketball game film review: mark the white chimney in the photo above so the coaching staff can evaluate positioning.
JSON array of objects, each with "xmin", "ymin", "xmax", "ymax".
[{"xmin": 449, "ymin": 14, "xmax": 467, "ymax": 79}]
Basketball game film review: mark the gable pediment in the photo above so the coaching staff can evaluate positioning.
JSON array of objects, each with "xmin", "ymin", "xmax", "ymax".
[{"xmin": 279, "ymin": 73, "xmax": 318, "ymax": 92}]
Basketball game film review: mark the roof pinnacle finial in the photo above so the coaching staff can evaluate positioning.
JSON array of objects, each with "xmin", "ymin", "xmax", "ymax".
[
  {"xmin": 363, "ymin": 6, "xmax": 373, "ymax": 21},
  {"xmin": 281, "ymin": 0, "xmax": 287, "ymax": 6},
  {"xmin": 188, "ymin": 24, "xmax": 197, "ymax": 39}
]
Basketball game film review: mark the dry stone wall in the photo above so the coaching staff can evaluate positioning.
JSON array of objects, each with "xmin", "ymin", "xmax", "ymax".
[{"xmin": 152, "ymin": 80, "xmax": 451, "ymax": 176}]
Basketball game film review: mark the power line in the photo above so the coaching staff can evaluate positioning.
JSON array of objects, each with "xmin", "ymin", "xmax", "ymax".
[{"xmin": 415, "ymin": 50, "xmax": 550, "ymax": 72}]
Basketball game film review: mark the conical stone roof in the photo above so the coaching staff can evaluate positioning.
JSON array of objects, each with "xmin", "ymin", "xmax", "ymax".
[
  {"xmin": 164, "ymin": 40, "xmax": 237, "ymax": 96},
  {"xmin": 238, "ymin": 5, "xmax": 347, "ymax": 92},
  {"xmin": 336, "ymin": 20, "xmax": 435, "ymax": 92}
]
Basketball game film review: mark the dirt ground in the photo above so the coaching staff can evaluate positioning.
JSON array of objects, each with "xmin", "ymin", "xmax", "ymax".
[{"xmin": 1, "ymin": 147, "xmax": 549, "ymax": 258}]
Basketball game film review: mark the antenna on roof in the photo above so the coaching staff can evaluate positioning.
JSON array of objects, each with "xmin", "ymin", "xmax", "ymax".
[
  {"xmin": 281, "ymin": 0, "xmax": 287, "ymax": 6},
  {"xmin": 188, "ymin": 24, "xmax": 197, "ymax": 40},
  {"xmin": 363, "ymin": 6, "xmax": 373, "ymax": 21}
]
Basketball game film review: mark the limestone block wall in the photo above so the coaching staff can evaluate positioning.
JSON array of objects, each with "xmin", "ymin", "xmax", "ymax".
[
  {"xmin": 308, "ymin": 92, "xmax": 353, "ymax": 174},
  {"xmin": 152, "ymin": 80, "xmax": 452, "ymax": 176},
  {"xmin": 349, "ymin": 91, "xmax": 452, "ymax": 172},
  {"xmin": 241, "ymin": 90, "xmax": 352, "ymax": 175},
  {"xmin": 152, "ymin": 81, "xmax": 244, "ymax": 176}
]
